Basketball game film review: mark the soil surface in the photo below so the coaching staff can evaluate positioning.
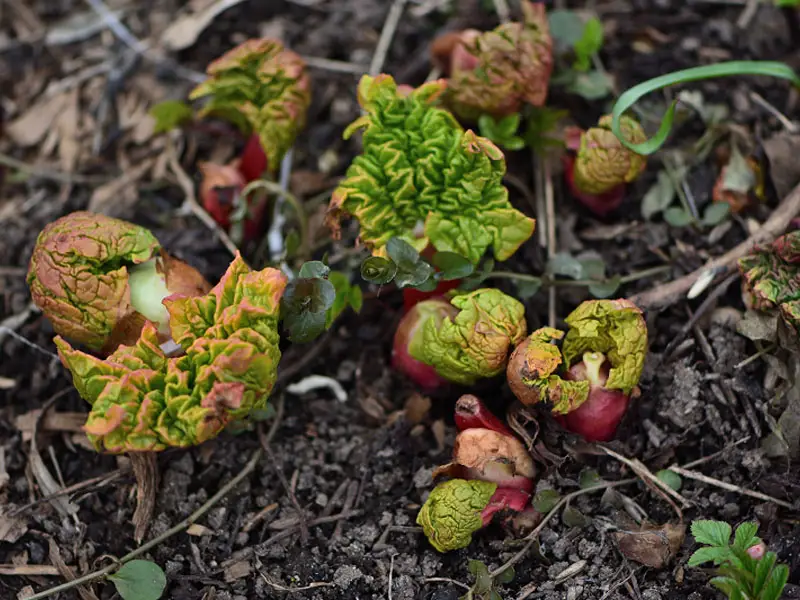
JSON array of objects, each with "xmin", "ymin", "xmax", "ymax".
[{"xmin": 1, "ymin": 1, "xmax": 800, "ymax": 600}]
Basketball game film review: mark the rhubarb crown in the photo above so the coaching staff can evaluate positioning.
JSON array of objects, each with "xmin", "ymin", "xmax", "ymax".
[
  {"xmin": 27, "ymin": 211, "xmax": 160, "ymax": 352},
  {"xmin": 55, "ymin": 254, "xmax": 287, "ymax": 453},
  {"xmin": 326, "ymin": 74, "xmax": 535, "ymax": 264}
]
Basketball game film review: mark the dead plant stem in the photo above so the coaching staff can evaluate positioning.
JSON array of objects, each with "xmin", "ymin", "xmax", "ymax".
[
  {"xmin": 489, "ymin": 478, "xmax": 637, "ymax": 578},
  {"xmin": 667, "ymin": 465, "xmax": 794, "ymax": 509},
  {"xmin": 369, "ymin": 0, "xmax": 407, "ymax": 76}
]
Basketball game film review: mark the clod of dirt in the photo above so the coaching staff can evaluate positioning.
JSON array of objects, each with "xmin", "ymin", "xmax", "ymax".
[
  {"xmin": 333, "ymin": 564, "xmax": 364, "ymax": 589},
  {"xmin": 657, "ymin": 359, "xmax": 704, "ymax": 430}
]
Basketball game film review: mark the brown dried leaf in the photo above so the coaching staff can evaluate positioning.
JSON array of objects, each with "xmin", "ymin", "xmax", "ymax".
[
  {"xmin": 161, "ymin": 0, "xmax": 250, "ymax": 51},
  {"xmin": 224, "ymin": 559, "xmax": 252, "ymax": 582},
  {"xmin": 0, "ymin": 506, "xmax": 28, "ymax": 543},
  {"xmin": 88, "ymin": 158, "xmax": 155, "ymax": 215},
  {"xmin": 7, "ymin": 93, "xmax": 71, "ymax": 147},
  {"xmin": 16, "ymin": 410, "xmax": 86, "ymax": 442},
  {"xmin": 404, "ymin": 393, "xmax": 432, "ymax": 425},
  {"xmin": 763, "ymin": 132, "xmax": 800, "ymax": 199},
  {"xmin": 614, "ymin": 522, "xmax": 685, "ymax": 568}
]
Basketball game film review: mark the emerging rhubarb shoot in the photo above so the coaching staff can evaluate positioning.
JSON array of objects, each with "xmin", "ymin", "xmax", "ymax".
[
  {"xmin": 27, "ymin": 212, "xmax": 210, "ymax": 354},
  {"xmin": 419, "ymin": 395, "xmax": 536, "ymax": 552},
  {"xmin": 430, "ymin": 1, "xmax": 553, "ymax": 120},
  {"xmin": 394, "ymin": 289, "xmax": 527, "ymax": 387},
  {"xmin": 507, "ymin": 299, "xmax": 647, "ymax": 441},
  {"xmin": 327, "ymin": 74, "xmax": 535, "ymax": 264},
  {"xmin": 55, "ymin": 254, "xmax": 287, "ymax": 453},
  {"xmin": 739, "ymin": 230, "xmax": 800, "ymax": 333},
  {"xmin": 564, "ymin": 115, "xmax": 647, "ymax": 217},
  {"xmin": 190, "ymin": 38, "xmax": 311, "ymax": 174}
]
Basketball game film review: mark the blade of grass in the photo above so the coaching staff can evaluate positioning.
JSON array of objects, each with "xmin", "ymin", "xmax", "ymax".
[{"xmin": 611, "ymin": 61, "xmax": 800, "ymax": 155}]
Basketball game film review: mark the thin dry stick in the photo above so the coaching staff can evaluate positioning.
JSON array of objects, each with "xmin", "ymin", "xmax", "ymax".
[
  {"xmin": 749, "ymin": 91, "xmax": 798, "ymax": 133},
  {"xmin": 0, "ymin": 153, "xmax": 109, "ymax": 184},
  {"xmin": 11, "ymin": 469, "xmax": 125, "ymax": 516},
  {"xmin": 25, "ymin": 446, "xmax": 264, "ymax": 600},
  {"xmin": 543, "ymin": 157, "xmax": 557, "ymax": 328},
  {"xmin": 423, "ymin": 577, "xmax": 472, "ymax": 592},
  {"xmin": 165, "ymin": 139, "xmax": 239, "ymax": 257},
  {"xmin": 629, "ymin": 180, "xmax": 800, "ymax": 309},
  {"xmin": 369, "ymin": 0, "xmax": 408, "ymax": 76},
  {"xmin": 667, "ymin": 465, "xmax": 794, "ymax": 509},
  {"xmin": 492, "ymin": 0, "xmax": 511, "ymax": 22},
  {"xmin": 681, "ymin": 437, "xmax": 750, "ymax": 470},
  {"xmin": 599, "ymin": 446, "xmax": 690, "ymax": 514},
  {"xmin": 489, "ymin": 478, "xmax": 637, "ymax": 578},
  {"xmin": 302, "ymin": 55, "xmax": 366, "ymax": 75}
]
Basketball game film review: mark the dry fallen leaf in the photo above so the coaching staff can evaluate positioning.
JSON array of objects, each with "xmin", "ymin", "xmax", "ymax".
[
  {"xmin": 0, "ymin": 506, "xmax": 28, "ymax": 543},
  {"xmin": 763, "ymin": 131, "xmax": 800, "ymax": 199},
  {"xmin": 404, "ymin": 393, "xmax": 432, "ymax": 425},
  {"xmin": 161, "ymin": 0, "xmax": 250, "ymax": 51},
  {"xmin": 614, "ymin": 522, "xmax": 685, "ymax": 568},
  {"xmin": 6, "ymin": 93, "xmax": 71, "ymax": 147},
  {"xmin": 88, "ymin": 158, "xmax": 155, "ymax": 215},
  {"xmin": 224, "ymin": 559, "xmax": 252, "ymax": 583},
  {"xmin": 15, "ymin": 410, "xmax": 86, "ymax": 442}
]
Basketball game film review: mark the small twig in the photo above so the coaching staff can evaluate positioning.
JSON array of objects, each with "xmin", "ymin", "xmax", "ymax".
[
  {"xmin": 423, "ymin": 577, "xmax": 472, "ymax": 592},
  {"xmin": 0, "ymin": 565, "xmax": 65, "ymax": 576},
  {"xmin": 388, "ymin": 554, "xmax": 396, "ymax": 600},
  {"xmin": 629, "ymin": 180, "xmax": 800, "ymax": 309},
  {"xmin": 749, "ymin": 91, "xmax": 798, "ymax": 133},
  {"xmin": 489, "ymin": 479, "xmax": 637, "ymax": 578},
  {"xmin": 544, "ymin": 157, "xmax": 557, "ymax": 328},
  {"xmin": 11, "ymin": 469, "xmax": 125, "ymax": 516},
  {"xmin": 667, "ymin": 465, "xmax": 794, "ymax": 509},
  {"xmin": 492, "ymin": 0, "xmax": 511, "ymax": 23},
  {"xmin": 599, "ymin": 446, "xmax": 690, "ymax": 517},
  {"xmin": 0, "ymin": 152, "xmax": 108, "ymax": 185},
  {"xmin": 302, "ymin": 56, "xmax": 367, "ymax": 75},
  {"xmin": 259, "ymin": 573, "xmax": 334, "ymax": 593},
  {"xmin": 166, "ymin": 138, "xmax": 239, "ymax": 257},
  {"xmin": 369, "ymin": 0, "xmax": 408, "ymax": 76},
  {"xmin": 26, "ymin": 446, "xmax": 264, "ymax": 600},
  {"xmin": 682, "ymin": 436, "xmax": 750, "ymax": 470},
  {"xmin": 332, "ymin": 480, "xmax": 359, "ymax": 542}
]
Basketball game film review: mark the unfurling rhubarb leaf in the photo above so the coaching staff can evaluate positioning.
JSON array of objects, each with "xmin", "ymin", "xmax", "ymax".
[
  {"xmin": 55, "ymin": 254, "xmax": 287, "ymax": 453},
  {"xmin": 571, "ymin": 115, "xmax": 647, "ymax": 196},
  {"xmin": 417, "ymin": 479, "xmax": 498, "ymax": 552},
  {"xmin": 190, "ymin": 38, "xmax": 311, "ymax": 173},
  {"xmin": 739, "ymin": 231, "xmax": 800, "ymax": 333},
  {"xmin": 409, "ymin": 288, "xmax": 527, "ymax": 385},
  {"xmin": 326, "ymin": 75, "xmax": 535, "ymax": 264},
  {"xmin": 507, "ymin": 299, "xmax": 647, "ymax": 441},
  {"xmin": 27, "ymin": 212, "xmax": 210, "ymax": 353},
  {"xmin": 431, "ymin": 2, "xmax": 553, "ymax": 120}
]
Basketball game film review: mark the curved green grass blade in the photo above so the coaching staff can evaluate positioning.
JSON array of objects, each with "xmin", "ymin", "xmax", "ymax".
[{"xmin": 612, "ymin": 61, "xmax": 800, "ymax": 155}]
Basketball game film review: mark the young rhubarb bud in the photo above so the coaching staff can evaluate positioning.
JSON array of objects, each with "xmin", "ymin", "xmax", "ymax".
[
  {"xmin": 417, "ymin": 479, "xmax": 532, "ymax": 552},
  {"xmin": 431, "ymin": 1, "xmax": 553, "ymax": 120},
  {"xmin": 198, "ymin": 160, "xmax": 268, "ymax": 241},
  {"xmin": 404, "ymin": 288, "xmax": 527, "ymax": 386},
  {"xmin": 564, "ymin": 115, "xmax": 647, "ymax": 217},
  {"xmin": 450, "ymin": 428, "xmax": 536, "ymax": 491},
  {"xmin": 507, "ymin": 299, "xmax": 647, "ymax": 441},
  {"xmin": 739, "ymin": 230, "xmax": 800, "ymax": 334},
  {"xmin": 27, "ymin": 212, "xmax": 210, "ymax": 354},
  {"xmin": 454, "ymin": 393, "xmax": 515, "ymax": 436},
  {"xmin": 190, "ymin": 38, "xmax": 311, "ymax": 174},
  {"xmin": 392, "ymin": 298, "xmax": 457, "ymax": 391},
  {"xmin": 327, "ymin": 74, "xmax": 535, "ymax": 264}
]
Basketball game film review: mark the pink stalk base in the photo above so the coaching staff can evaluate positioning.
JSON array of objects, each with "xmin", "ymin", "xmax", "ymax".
[
  {"xmin": 480, "ymin": 486, "xmax": 531, "ymax": 524},
  {"xmin": 562, "ymin": 155, "xmax": 626, "ymax": 218},
  {"xmin": 454, "ymin": 394, "xmax": 515, "ymax": 437}
]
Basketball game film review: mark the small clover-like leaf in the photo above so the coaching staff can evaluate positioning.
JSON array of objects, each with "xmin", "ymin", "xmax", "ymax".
[
  {"xmin": 655, "ymin": 469, "xmax": 682, "ymax": 491},
  {"xmin": 514, "ymin": 277, "xmax": 543, "ymax": 299},
  {"xmin": 589, "ymin": 276, "xmax": 621, "ymax": 299},
  {"xmin": 108, "ymin": 560, "xmax": 167, "ymax": 600},
  {"xmin": 433, "ymin": 252, "xmax": 475, "ymax": 280},
  {"xmin": 532, "ymin": 489, "xmax": 561, "ymax": 512},
  {"xmin": 547, "ymin": 253, "xmax": 585, "ymax": 280},
  {"xmin": 299, "ymin": 260, "xmax": 330, "ymax": 279},
  {"xmin": 495, "ymin": 565, "xmax": 515, "ymax": 584},
  {"xmin": 361, "ymin": 256, "xmax": 398, "ymax": 285},
  {"xmin": 702, "ymin": 202, "xmax": 730, "ymax": 226},
  {"xmin": 664, "ymin": 206, "xmax": 693, "ymax": 227}
]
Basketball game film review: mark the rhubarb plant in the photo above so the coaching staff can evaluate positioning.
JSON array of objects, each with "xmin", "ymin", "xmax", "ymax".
[
  {"xmin": 327, "ymin": 74, "xmax": 535, "ymax": 264},
  {"xmin": 418, "ymin": 396, "xmax": 536, "ymax": 552},
  {"xmin": 507, "ymin": 299, "xmax": 647, "ymax": 441},
  {"xmin": 564, "ymin": 115, "xmax": 647, "ymax": 216},
  {"xmin": 430, "ymin": 1, "xmax": 553, "ymax": 120},
  {"xmin": 55, "ymin": 254, "xmax": 287, "ymax": 453},
  {"xmin": 393, "ymin": 288, "xmax": 527, "ymax": 387},
  {"xmin": 27, "ymin": 212, "xmax": 210, "ymax": 354},
  {"xmin": 189, "ymin": 38, "xmax": 311, "ymax": 173}
]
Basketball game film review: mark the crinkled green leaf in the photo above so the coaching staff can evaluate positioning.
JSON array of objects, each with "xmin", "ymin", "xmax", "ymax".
[
  {"xmin": 56, "ymin": 256, "xmax": 287, "ymax": 453},
  {"xmin": 562, "ymin": 299, "xmax": 647, "ymax": 395},
  {"xmin": 189, "ymin": 38, "xmax": 311, "ymax": 172},
  {"xmin": 417, "ymin": 479, "xmax": 497, "ymax": 552},
  {"xmin": 512, "ymin": 327, "xmax": 590, "ymax": 413},
  {"xmin": 27, "ymin": 211, "xmax": 160, "ymax": 352},
  {"xmin": 150, "ymin": 100, "xmax": 193, "ymax": 134},
  {"xmin": 417, "ymin": 288, "xmax": 527, "ymax": 385},
  {"xmin": 327, "ymin": 74, "xmax": 535, "ymax": 264},
  {"xmin": 739, "ymin": 231, "xmax": 800, "ymax": 333}
]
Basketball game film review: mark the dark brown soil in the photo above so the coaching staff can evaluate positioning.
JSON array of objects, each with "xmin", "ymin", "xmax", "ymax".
[{"xmin": 1, "ymin": 1, "xmax": 799, "ymax": 600}]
